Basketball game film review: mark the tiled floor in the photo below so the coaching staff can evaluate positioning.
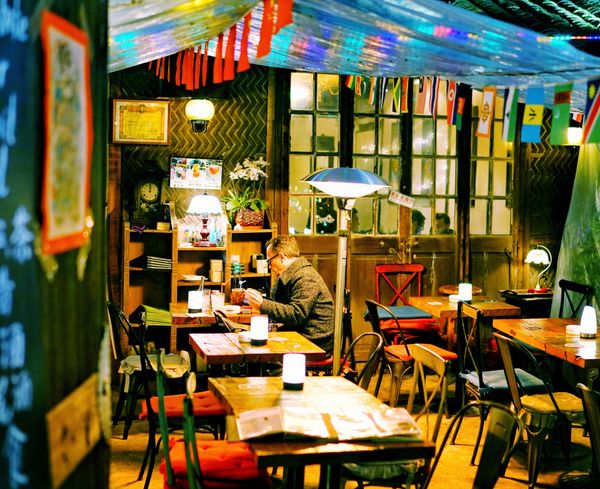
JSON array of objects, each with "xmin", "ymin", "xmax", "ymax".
[{"xmin": 109, "ymin": 372, "xmax": 592, "ymax": 488}]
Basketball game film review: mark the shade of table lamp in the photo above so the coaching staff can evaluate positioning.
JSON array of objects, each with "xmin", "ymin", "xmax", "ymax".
[
  {"xmin": 524, "ymin": 245, "xmax": 552, "ymax": 291},
  {"xmin": 282, "ymin": 353, "xmax": 306, "ymax": 390},
  {"xmin": 250, "ymin": 315, "xmax": 269, "ymax": 346},
  {"xmin": 187, "ymin": 192, "xmax": 223, "ymax": 247},
  {"xmin": 301, "ymin": 168, "xmax": 389, "ymax": 371},
  {"xmin": 458, "ymin": 283, "xmax": 473, "ymax": 302},
  {"xmin": 580, "ymin": 305, "xmax": 597, "ymax": 339}
]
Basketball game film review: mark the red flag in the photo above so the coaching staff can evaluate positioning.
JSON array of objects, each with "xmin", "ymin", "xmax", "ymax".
[
  {"xmin": 446, "ymin": 80, "xmax": 457, "ymax": 124},
  {"xmin": 214, "ymin": 33, "xmax": 224, "ymax": 83},
  {"xmin": 166, "ymin": 56, "xmax": 170, "ymax": 82},
  {"xmin": 238, "ymin": 13, "xmax": 252, "ymax": 73},
  {"xmin": 275, "ymin": 0, "xmax": 293, "ymax": 32},
  {"xmin": 202, "ymin": 41, "xmax": 209, "ymax": 86},
  {"xmin": 184, "ymin": 48, "xmax": 195, "ymax": 89},
  {"xmin": 159, "ymin": 57, "xmax": 166, "ymax": 80},
  {"xmin": 257, "ymin": 0, "xmax": 274, "ymax": 58},
  {"xmin": 194, "ymin": 46, "xmax": 201, "ymax": 89},
  {"xmin": 175, "ymin": 51, "xmax": 183, "ymax": 85},
  {"xmin": 416, "ymin": 76, "xmax": 428, "ymax": 114},
  {"xmin": 155, "ymin": 57, "xmax": 161, "ymax": 76},
  {"xmin": 224, "ymin": 24, "xmax": 237, "ymax": 81},
  {"xmin": 400, "ymin": 76, "xmax": 409, "ymax": 113},
  {"xmin": 148, "ymin": 60, "xmax": 153, "ymax": 71}
]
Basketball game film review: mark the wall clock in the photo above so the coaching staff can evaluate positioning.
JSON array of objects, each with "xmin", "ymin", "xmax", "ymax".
[{"xmin": 131, "ymin": 177, "xmax": 165, "ymax": 226}]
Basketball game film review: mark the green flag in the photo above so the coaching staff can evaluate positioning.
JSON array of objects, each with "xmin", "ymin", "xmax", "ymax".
[{"xmin": 550, "ymin": 83, "xmax": 573, "ymax": 145}]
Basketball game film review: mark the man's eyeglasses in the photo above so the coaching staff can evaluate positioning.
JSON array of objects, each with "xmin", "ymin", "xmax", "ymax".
[{"xmin": 266, "ymin": 254, "xmax": 279, "ymax": 268}]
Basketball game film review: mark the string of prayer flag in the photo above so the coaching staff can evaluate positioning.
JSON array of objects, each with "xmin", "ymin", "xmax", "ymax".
[{"xmin": 521, "ymin": 87, "xmax": 544, "ymax": 143}]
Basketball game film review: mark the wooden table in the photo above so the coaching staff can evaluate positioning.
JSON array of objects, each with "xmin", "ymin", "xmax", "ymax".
[
  {"xmin": 493, "ymin": 317, "xmax": 600, "ymax": 369},
  {"xmin": 408, "ymin": 296, "xmax": 521, "ymax": 349},
  {"xmin": 189, "ymin": 331, "xmax": 327, "ymax": 367},
  {"xmin": 208, "ymin": 376, "xmax": 435, "ymax": 489}
]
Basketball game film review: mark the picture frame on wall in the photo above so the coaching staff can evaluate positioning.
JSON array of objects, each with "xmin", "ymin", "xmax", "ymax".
[
  {"xmin": 112, "ymin": 99, "xmax": 171, "ymax": 145},
  {"xmin": 40, "ymin": 10, "xmax": 93, "ymax": 255}
]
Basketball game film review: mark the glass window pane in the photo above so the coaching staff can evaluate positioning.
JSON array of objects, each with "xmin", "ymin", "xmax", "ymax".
[
  {"xmin": 290, "ymin": 73, "xmax": 314, "ymax": 110},
  {"xmin": 437, "ymin": 79, "xmax": 447, "ymax": 117},
  {"xmin": 353, "ymin": 156, "xmax": 376, "ymax": 173},
  {"xmin": 436, "ymin": 118, "xmax": 456, "ymax": 156},
  {"xmin": 493, "ymin": 121, "xmax": 508, "ymax": 158},
  {"xmin": 378, "ymin": 118, "xmax": 400, "ymax": 155},
  {"xmin": 354, "ymin": 82, "xmax": 375, "ymax": 114},
  {"xmin": 494, "ymin": 93, "xmax": 504, "ymax": 119},
  {"xmin": 435, "ymin": 159, "xmax": 456, "ymax": 195},
  {"xmin": 474, "ymin": 128, "xmax": 490, "ymax": 156},
  {"xmin": 316, "ymin": 74, "xmax": 339, "ymax": 111},
  {"xmin": 380, "ymin": 157, "xmax": 401, "ymax": 189},
  {"xmin": 289, "ymin": 155, "xmax": 312, "ymax": 193},
  {"xmin": 381, "ymin": 79, "xmax": 397, "ymax": 115},
  {"xmin": 412, "ymin": 118, "xmax": 434, "ymax": 154},
  {"xmin": 315, "ymin": 155, "xmax": 338, "ymax": 171},
  {"xmin": 315, "ymin": 197, "xmax": 337, "ymax": 235},
  {"xmin": 289, "ymin": 196, "xmax": 311, "ymax": 235},
  {"xmin": 316, "ymin": 114, "xmax": 339, "ymax": 152},
  {"xmin": 411, "ymin": 158, "xmax": 433, "ymax": 195},
  {"xmin": 290, "ymin": 114, "xmax": 313, "ymax": 152},
  {"xmin": 470, "ymin": 199, "xmax": 487, "ymax": 235},
  {"xmin": 412, "ymin": 199, "xmax": 432, "ymax": 235},
  {"xmin": 493, "ymin": 160, "xmax": 509, "ymax": 197},
  {"xmin": 353, "ymin": 198, "xmax": 373, "ymax": 234},
  {"xmin": 473, "ymin": 160, "xmax": 489, "ymax": 196},
  {"xmin": 354, "ymin": 116, "xmax": 376, "ymax": 154},
  {"xmin": 378, "ymin": 199, "xmax": 398, "ymax": 235},
  {"xmin": 492, "ymin": 199, "xmax": 511, "ymax": 234}
]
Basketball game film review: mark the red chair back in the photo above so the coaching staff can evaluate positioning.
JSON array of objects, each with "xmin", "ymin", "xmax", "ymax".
[{"xmin": 375, "ymin": 263, "xmax": 425, "ymax": 306}]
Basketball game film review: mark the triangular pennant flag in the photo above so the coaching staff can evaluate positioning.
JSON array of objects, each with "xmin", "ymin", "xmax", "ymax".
[
  {"xmin": 392, "ymin": 78, "xmax": 401, "ymax": 113},
  {"xmin": 202, "ymin": 41, "xmax": 209, "ymax": 86},
  {"xmin": 368, "ymin": 77, "xmax": 378, "ymax": 106},
  {"xmin": 224, "ymin": 24, "xmax": 237, "ymax": 81},
  {"xmin": 582, "ymin": 78, "xmax": 600, "ymax": 144},
  {"xmin": 275, "ymin": 0, "xmax": 293, "ymax": 32},
  {"xmin": 148, "ymin": 60, "xmax": 153, "ymax": 71},
  {"xmin": 446, "ymin": 80, "xmax": 457, "ymax": 125},
  {"xmin": 550, "ymin": 83, "xmax": 573, "ymax": 145},
  {"xmin": 378, "ymin": 77, "xmax": 387, "ymax": 110},
  {"xmin": 502, "ymin": 87, "xmax": 519, "ymax": 142},
  {"xmin": 174, "ymin": 51, "xmax": 183, "ymax": 85},
  {"xmin": 416, "ymin": 76, "xmax": 428, "ymax": 115},
  {"xmin": 160, "ymin": 57, "xmax": 166, "ymax": 80},
  {"xmin": 237, "ymin": 13, "xmax": 252, "ymax": 73},
  {"xmin": 476, "ymin": 87, "xmax": 496, "ymax": 138},
  {"xmin": 185, "ymin": 48, "xmax": 195, "ymax": 89},
  {"xmin": 257, "ymin": 0, "xmax": 274, "ymax": 58},
  {"xmin": 345, "ymin": 75, "xmax": 355, "ymax": 90},
  {"xmin": 400, "ymin": 76, "xmax": 409, "ymax": 113},
  {"xmin": 355, "ymin": 76, "xmax": 364, "ymax": 96},
  {"xmin": 213, "ymin": 33, "xmax": 224, "ymax": 83},
  {"xmin": 194, "ymin": 46, "xmax": 201, "ymax": 89},
  {"xmin": 521, "ymin": 87, "xmax": 545, "ymax": 143},
  {"xmin": 155, "ymin": 58, "xmax": 161, "ymax": 76},
  {"xmin": 430, "ymin": 76, "xmax": 440, "ymax": 117}
]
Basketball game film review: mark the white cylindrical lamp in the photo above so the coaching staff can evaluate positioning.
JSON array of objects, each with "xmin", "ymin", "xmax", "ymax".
[
  {"xmin": 282, "ymin": 353, "xmax": 306, "ymax": 390},
  {"xmin": 188, "ymin": 290, "xmax": 203, "ymax": 313},
  {"xmin": 458, "ymin": 283, "xmax": 473, "ymax": 302},
  {"xmin": 250, "ymin": 315, "xmax": 269, "ymax": 346},
  {"xmin": 580, "ymin": 305, "xmax": 597, "ymax": 339}
]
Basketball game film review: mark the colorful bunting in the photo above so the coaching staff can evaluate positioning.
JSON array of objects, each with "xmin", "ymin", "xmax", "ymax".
[
  {"xmin": 345, "ymin": 75, "xmax": 356, "ymax": 90},
  {"xmin": 430, "ymin": 76, "xmax": 440, "ymax": 117},
  {"xmin": 378, "ymin": 77, "xmax": 388, "ymax": 110},
  {"xmin": 476, "ymin": 87, "xmax": 496, "ymax": 138},
  {"xmin": 275, "ymin": 0, "xmax": 293, "ymax": 32},
  {"xmin": 400, "ymin": 76, "xmax": 409, "ymax": 113},
  {"xmin": 446, "ymin": 80, "xmax": 458, "ymax": 125},
  {"xmin": 201, "ymin": 41, "xmax": 209, "ymax": 86},
  {"xmin": 456, "ymin": 96, "xmax": 465, "ymax": 130},
  {"xmin": 237, "ymin": 13, "xmax": 252, "ymax": 73},
  {"xmin": 502, "ymin": 87, "xmax": 519, "ymax": 142},
  {"xmin": 355, "ymin": 76, "xmax": 364, "ymax": 96},
  {"xmin": 213, "ymin": 33, "xmax": 224, "ymax": 83},
  {"xmin": 582, "ymin": 78, "xmax": 600, "ymax": 144},
  {"xmin": 257, "ymin": 0, "xmax": 274, "ymax": 58},
  {"xmin": 416, "ymin": 76, "xmax": 429, "ymax": 115},
  {"xmin": 550, "ymin": 83, "xmax": 573, "ymax": 145},
  {"xmin": 368, "ymin": 77, "xmax": 378, "ymax": 106},
  {"xmin": 193, "ymin": 46, "xmax": 201, "ymax": 89},
  {"xmin": 224, "ymin": 24, "xmax": 237, "ymax": 81},
  {"xmin": 521, "ymin": 87, "xmax": 545, "ymax": 143}
]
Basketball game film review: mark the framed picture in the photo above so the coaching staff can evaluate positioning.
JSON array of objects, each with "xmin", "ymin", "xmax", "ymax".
[
  {"xmin": 112, "ymin": 99, "xmax": 170, "ymax": 144},
  {"xmin": 169, "ymin": 157, "xmax": 223, "ymax": 189},
  {"xmin": 40, "ymin": 10, "xmax": 93, "ymax": 255}
]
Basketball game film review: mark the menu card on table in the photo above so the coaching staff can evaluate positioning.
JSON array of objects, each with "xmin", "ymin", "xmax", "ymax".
[{"xmin": 235, "ymin": 405, "xmax": 422, "ymax": 442}]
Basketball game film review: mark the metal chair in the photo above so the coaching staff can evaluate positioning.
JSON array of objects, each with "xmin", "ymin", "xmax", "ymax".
[
  {"xmin": 336, "ymin": 331, "xmax": 384, "ymax": 390},
  {"xmin": 422, "ymin": 400, "xmax": 524, "ymax": 489},
  {"xmin": 558, "ymin": 279, "xmax": 594, "ymax": 318},
  {"xmin": 495, "ymin": 332, "xmax": 585, "ymax": 489}
]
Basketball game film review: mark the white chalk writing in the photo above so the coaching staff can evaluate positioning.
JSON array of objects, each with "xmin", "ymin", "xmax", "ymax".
[{"xmin": 6, "ymin": 207, "xmax": 32, "ymax": 264}]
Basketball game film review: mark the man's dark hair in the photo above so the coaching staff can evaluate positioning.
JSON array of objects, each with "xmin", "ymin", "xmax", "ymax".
[{"xmin": 435, "ymin": 212, "xmax": 451, "ymax": 225}]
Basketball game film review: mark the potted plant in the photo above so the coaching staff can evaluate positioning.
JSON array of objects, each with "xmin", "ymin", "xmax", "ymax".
[{"xmin": 222, "ymin": 157, "xmax": 269, "ymax": 229}]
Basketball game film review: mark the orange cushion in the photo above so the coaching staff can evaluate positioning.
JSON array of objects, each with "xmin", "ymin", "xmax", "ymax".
[
  {"xmin": 160, "ymin": 438, "xmax": 270, "ymax": 488},
  {"xmin": 385, "ymin": 345, "xmax": 412, "ymax": 362},
  {"xmin": 139, "ymin": 391, "xmax": 226, "ymax": 420},
  {"xmin": 380, "ymin": 318, "xmax": 438, "ymax": 333},
  {"xmin": 417, "ymin": 343, "xmax": 457, "ymax": 361}
]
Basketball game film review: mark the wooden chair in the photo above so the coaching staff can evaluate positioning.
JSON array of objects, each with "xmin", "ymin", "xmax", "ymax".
[
  {"xmin": 453, "ymin": 301, "xmax": 545, "ymax": 464},
  {"xmin": 365, "ymin": 299, "xmax": 457, "ymax": 407},
  {"xmin": 339, "ymin": 341, "xmax": 457, "ymax": 488},
  {"xmin": 373, "ymin": 263, "xmax": 441, "ymax": 345},
  {"xmin": 107, "ymin": 302, "xmax": 190, "ymax": 440},
  {"xmin": 558, "ymin": 279, "xmax": 594, "ymax": 318},
  {"xmin": 422, "ymin": 400, "xmax": 524, "ymax": 489},
  {"xmin": 494, "ymin": 332, "xmax": 585, "ymax": 489}
]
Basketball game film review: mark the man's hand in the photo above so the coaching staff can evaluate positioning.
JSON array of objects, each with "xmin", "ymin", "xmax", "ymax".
[{"xmin": 245, "ymin": 288, "xmax": 264, "ymax": 309}]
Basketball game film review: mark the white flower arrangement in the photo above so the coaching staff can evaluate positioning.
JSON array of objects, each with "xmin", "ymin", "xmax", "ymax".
[{"xmin": 223, "ymin": 157, "xmax": 269, "ymax": 219}]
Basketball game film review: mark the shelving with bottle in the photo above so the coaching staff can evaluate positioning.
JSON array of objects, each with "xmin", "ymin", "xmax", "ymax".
[{"xmin": 121, "ymin": 221, "xmax": 176, "ymax": 322}]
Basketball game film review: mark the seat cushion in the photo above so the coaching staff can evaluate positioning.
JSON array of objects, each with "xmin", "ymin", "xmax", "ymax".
[
  {"xmin": 161, "ymin": 438, "xmax": 270, "ymax": 488},
  {"xmin": 139, "ymin": 391, "xmax": 227, "ymax": 420},
  {"xmin": 365, "ymin": 305, "xmax": 433, "ymax": 320},
  {"xmin": 385, "ymin": 345, "xmax": 412, "ymax": 362},
  {"xmin": 459, "ymin": 368, "xmax": 545, "ymax": 396}
]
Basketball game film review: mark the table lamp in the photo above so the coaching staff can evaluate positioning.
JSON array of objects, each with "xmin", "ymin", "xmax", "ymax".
[
  {"xmin": 458, "ymin": 283, "xmax": 473, "ymax": 302},
  {"xmin": 580, "ymin": 305, "xmax": 597, "ymax": 339},
  {"xmin": 250, "ymin": 315, "xmax": 269, "ymax": 346},
  {"xmin": 524, "ymin": 245, "xmax": 552, "ymax": 292},
  {"xmin": 302, "ymin": 167, "xmax": 389, "ymax": 371},
  {"xmin": 187, "ymin": 192, "xmax": 223, "ymax": 247},
  {"xmin": 282, "ymin": 353, "xmax": 306, "ymax": 390}
]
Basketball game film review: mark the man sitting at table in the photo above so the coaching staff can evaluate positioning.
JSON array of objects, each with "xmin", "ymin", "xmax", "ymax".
[{"xmin": 246, "ymin": 235, "xmax": 335, "ymax": 355}]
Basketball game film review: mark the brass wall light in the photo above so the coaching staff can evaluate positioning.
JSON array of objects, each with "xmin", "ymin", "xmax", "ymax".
[{"xmin": 184, "ymin": 99, "xmax": 215, "ymax": 133}]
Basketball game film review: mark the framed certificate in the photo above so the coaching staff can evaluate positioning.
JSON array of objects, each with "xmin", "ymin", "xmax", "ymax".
[{"xmin": 112, "ymin": 99, "xmax": 170, "ymax": 145}]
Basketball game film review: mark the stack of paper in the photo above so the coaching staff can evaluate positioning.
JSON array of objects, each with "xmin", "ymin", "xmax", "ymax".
[
  {"xmin": 130, "ymin": 254, "xmax": 172, "ymax": 270},
  {"xmin": 141, "ymin": 305, "xmax": 171, "ymax": 326}
]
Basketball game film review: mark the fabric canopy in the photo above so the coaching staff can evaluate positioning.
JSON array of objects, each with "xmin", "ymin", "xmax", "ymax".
[{"xmin": 109, "ymin": 0, "xmax": 600, "ymax": 109}]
